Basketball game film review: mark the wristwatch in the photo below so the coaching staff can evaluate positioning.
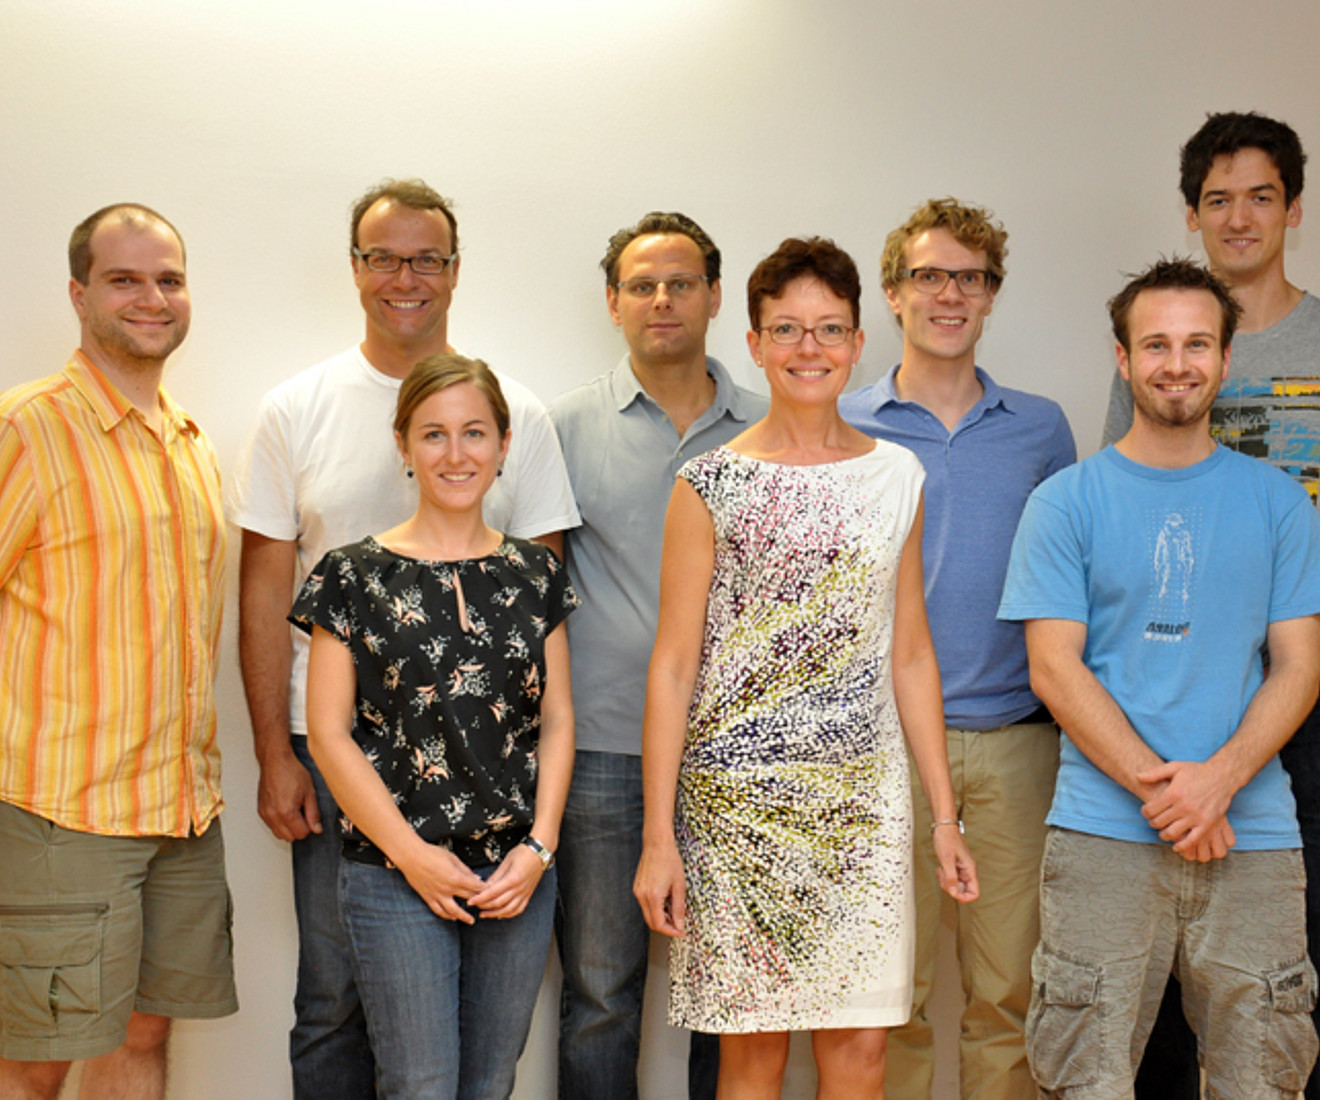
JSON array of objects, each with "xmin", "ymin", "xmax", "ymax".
[{"xmin": 521, "ymin": 835, "xmax": 555, "ymax": 869}]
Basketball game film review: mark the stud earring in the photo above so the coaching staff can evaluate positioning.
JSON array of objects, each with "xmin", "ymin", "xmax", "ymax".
[{"xmin": 406, "ymin": 468, "xmax": 414, "ymax": 479}]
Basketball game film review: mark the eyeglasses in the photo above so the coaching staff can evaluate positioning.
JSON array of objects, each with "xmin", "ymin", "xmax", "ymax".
[
  {"xmin": 759, "ymin": 322, "xmax": 856, "ymax": 347},
  {"xmin": 353, "ymin": 248, "xmax": 458, "ymax": 275},
  {"xmin": 615, "ymin": 274, "xmax": 709, "ymax": 300},
  {"xmin": 903, "ymin": 267, "xmax": 993, "ymax": 297}
]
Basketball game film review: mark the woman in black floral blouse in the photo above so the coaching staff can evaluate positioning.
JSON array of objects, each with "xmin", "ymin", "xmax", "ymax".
[{"xmin": 291, "ymin": 353, "xmax": 577, "ymax": 1100}]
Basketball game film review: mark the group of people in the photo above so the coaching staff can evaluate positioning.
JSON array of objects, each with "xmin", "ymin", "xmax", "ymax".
[{"xmin": 1, "ymin": 107, "xmax": 1318, "ymax": 1100}]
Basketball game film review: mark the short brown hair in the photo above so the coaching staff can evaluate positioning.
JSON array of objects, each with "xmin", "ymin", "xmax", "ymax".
[
  {"xmin": 68, "ymin": 204, "xmax": 185, "ymax": 284},
  {"xmin": 600, "ymin": 211, "xmax": 721, "ymax": 287},
  {"xmin": 1108, "ymin": 257, "xmax": 1242, "ymax": 353},
  {"xmin": 394, "ymin": 353, "xmax": 510, "ymax": 440},
  {"xmin": 746, "ymin": 237, "xmax": 861, "ymax": 328},
  {"xmin": 880, "ymin": 197, "xmax": 1007, "ymax": 292},
  {"xmin": 1180, "ymin": 111, "xmax": 1306, "ymax": 208},
  {"xmin": 350, "ymin": 179, "xmax": 458, "ymax": 255}
]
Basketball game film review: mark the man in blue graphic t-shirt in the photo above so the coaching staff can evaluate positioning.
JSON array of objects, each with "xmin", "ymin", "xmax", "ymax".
[{"xmin": 1001, "ymin": 258, "xmax": 1320, "ymax": 1098}]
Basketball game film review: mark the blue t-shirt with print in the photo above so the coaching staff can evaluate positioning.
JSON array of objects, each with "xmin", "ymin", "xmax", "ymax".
[{"xmin": 999, "ymin": 445, "xmax": 1320, "ymax": 849}]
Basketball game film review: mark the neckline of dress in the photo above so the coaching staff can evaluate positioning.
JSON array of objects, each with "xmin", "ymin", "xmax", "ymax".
[
  {"xmin": 364, "ymin": 534, "xmax": 509, "ymax": 567},
  {"xmin": 718, "ymin": 440, "xmax": 879, "ymax": 469}
]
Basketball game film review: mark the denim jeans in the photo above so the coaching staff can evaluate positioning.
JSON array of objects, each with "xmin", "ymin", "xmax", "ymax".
[
  {"xmin": 289, "ymin": 736, "xmax": 375, "ymax": 1100},
  {"xmin": 555, "ymin": 750, "xmax": 718, "ymax": 1100},
  {"xmin": 339, "ymin": 857, "xmax": 555, "ymax": 1100}
]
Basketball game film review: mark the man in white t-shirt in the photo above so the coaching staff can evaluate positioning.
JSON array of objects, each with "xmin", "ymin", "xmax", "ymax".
[{"xmin": 227, "ymin": 179, "xmax": 578, "ymax": 1100}]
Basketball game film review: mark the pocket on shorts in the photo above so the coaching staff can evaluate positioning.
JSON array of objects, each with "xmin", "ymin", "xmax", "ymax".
[
  {"xmin": 1027, "ymin": 946, "xmax": 1101, "ymax": 1090},
  {"xmin": 0, "ymin": 903, "xmax": 108, "ymax": 1040},
  {"xmin": 1265, "ymin": 957, "xmax": 1319, "ymax": 1092}
]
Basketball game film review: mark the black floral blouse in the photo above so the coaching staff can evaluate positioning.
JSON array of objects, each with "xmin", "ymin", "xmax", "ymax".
[{"xmin": 289, "ymin": 536, "xmax": 578, "ymax": 869}]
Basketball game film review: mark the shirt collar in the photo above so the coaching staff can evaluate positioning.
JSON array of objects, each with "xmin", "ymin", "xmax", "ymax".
[
  {"xmin": 871, "ymin": 363, "xmax": 1014, "ymax": 418},
  {"xmin": 608, "ymin": 354, "xmax": 756, "ymax": 423},
  {"xmin": 67, "ymin": 351, "xmax": 200, "ymax": 437}
]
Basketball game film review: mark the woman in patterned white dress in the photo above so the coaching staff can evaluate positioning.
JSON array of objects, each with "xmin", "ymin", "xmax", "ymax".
[{"xmin": 635, "ymin": 238, "xmax": 978, "ymax": 1099}]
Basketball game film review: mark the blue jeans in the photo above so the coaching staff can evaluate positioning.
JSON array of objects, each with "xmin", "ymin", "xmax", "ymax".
[
  {"xmin": 290, "ymin": 737, "xmax": 375, "ymax": 1100},
  {"xmin": 555, "ymin": 750, "xmax": 718, "ymax": 1100},
  {"xmin": 339, "ymin": 857, "xmax": 555, "ymax": 1100}
]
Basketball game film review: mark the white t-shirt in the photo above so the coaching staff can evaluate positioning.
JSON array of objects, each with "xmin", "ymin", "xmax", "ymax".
[{"xmin": 226, "ymin": 346, "xmax": 580, "ymax": 735}]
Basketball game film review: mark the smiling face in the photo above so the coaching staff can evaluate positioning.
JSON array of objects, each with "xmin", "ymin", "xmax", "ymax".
[
  {"xmin": 1117, "ymin": 288, "xmax": 1230, "ymax": 433},
  {"xmin": 397, "ymin": 381, "xmax": 510, "ymax": 515},
  {"xmin": 1187, "ymin": 147, "xmax": 1302, "ymax": 285},
  {"xmin": 70, "ymin": 217, "xmax": 190, "ymax": 371},
  {"xmin": 606, "ymin": 233, "xmax": 721, "ymax": 370},
  {"xmin": 885, "ymin": 228, "xmax": 995, "ymax": 371},
  {"xmin": 354, "ymin": 198, "xmax": 459, "ymax": 361},
  {"xmin": 747, "ymin": 275, "xmax": 864, "ymax": 409}
]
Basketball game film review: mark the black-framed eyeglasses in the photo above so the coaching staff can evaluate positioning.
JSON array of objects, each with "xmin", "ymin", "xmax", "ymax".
[
  {"xmin": 615, "ymin": 274, "xmax": 709, "ymax": 300},
  {"xmin": 353, "ymin": 248, "xmax": 458, "ymax": 275},
  {"xmin": 903, "ymin": 267, "xmax": 993, "ymax": 297},
  {"xmin": 759, "ymin": 322, "xmax": 856, "ymax": 347}
]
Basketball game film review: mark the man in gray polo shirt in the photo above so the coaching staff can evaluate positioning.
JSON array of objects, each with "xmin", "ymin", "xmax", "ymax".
[{"xmin": 549, "ymin": 212, "xmax": 767, "ymax": 1100}]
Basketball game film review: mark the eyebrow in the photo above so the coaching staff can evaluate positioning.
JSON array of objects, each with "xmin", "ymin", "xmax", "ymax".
[
  {"xmin": 417, "ymin": 417, "xmax": 491, "ymax": 428},
  {"xmin": 1201, "ymin": 181, "xmax": 1282, "ymax": 200},
  {"xmin": 99, "ymin": 267, "xmax": 186, "ymax": 279},
  {"xmin": 1138, "ymin": 330, "xmax": 1217, "ymax": 342}
]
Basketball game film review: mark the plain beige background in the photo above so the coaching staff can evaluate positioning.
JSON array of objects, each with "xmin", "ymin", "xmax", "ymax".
[{"xmin": 3, "ymin": 1, "xmax": 1319, "ymax": 1095}]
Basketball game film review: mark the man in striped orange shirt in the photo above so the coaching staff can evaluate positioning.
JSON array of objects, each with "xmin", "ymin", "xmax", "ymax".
[{"xmin": 0, "ymin": 205, "xmax": 237, "ymax": 1100}]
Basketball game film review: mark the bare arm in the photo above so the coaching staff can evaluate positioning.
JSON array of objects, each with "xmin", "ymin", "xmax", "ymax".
[
  {"xmin": 1140, "ymin": 614, "xmax": 1320, "ymax": 855},
  {"xmin": 893, "ymin": 500, "xmax": 978, "ymax": 902},
  {"xmin": 633, "ymin": 481, "xmax": 714, "ymax": 938},
  {"xmin": 238, "ymin": 529, "xmax": 319, "ymax": 841},
  {"xmin": 305, "ymin": 626, "xmax": 484, "ymax": 922},
  {"xmin": 470, "ymin": 621, "xmax": 575, "ymax": 917},
  {"xmin": 530, "ymin": 530, "xmax": 564, "ymax": 560},
  {"xmin": 1025, "ymin": 617, "xmax": 1235, "ymax": 861}
]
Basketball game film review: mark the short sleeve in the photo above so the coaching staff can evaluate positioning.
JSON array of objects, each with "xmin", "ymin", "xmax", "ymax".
[
  {"xmin": 539, "ymin": 544, "xmax": 580, "ymax": 634},
  {"xmin": 501, "ymin": 381, "xmax": 581, "ymax": 538},
  {"xmin": 1044, "ymin": 407, "xmax": 1078, "ymax": 479},
  {"xmin": 1268, "ymin": 486, "xmax": 1320, "ymax": 623},
  {"xmin": 998, "ymin": 486, "xmax": 1090, "ymax": 624},
  {"xmin": 226, "ymin": 391, "xmax": 299, "ymax": 540},
  {"xmin": 288, "ymin": 548, "xmax": 358, "ymax": 643}
]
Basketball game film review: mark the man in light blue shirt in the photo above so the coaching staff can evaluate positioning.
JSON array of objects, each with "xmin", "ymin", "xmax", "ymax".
[
  {"xmin": 548, "ymin": 212, "xmax": 767, "ymax": 1100},
  {"xmin": 840, "ymin": 198, "xmax": 1073, "ymax": 1100},
  {"xmin": 1001, "ymin": 258, "xmax": 1320, "ymax": 1098}
]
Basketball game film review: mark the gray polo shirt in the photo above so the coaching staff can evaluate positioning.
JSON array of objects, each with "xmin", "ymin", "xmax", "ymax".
[{"xmin": 548, "ymin": 355, "xmax": 767, "ymax": 755}]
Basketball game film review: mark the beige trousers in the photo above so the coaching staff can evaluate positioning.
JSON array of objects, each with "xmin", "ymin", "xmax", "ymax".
[{"xmin": 886, "ymin": 723, "xmax": 1059, "ymax": 1100}]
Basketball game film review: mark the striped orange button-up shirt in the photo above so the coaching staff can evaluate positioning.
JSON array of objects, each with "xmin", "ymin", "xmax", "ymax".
[{"xmin": 0, "ymin": 353, "xmax": 227, "ymax": 837}]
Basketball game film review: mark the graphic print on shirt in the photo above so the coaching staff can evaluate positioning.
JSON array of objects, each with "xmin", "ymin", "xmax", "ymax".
[
  {"xmin": 1214, "ymin": 374, "xmax": 1320, "ymax": 503},
  {"xmin": 1143, "ymin": 507, "xmax": 1202, "ymax": 643}
]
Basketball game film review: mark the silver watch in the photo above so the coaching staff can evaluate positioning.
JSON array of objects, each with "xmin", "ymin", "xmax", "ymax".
[{"xmin": 521, "ymin": 835, "xmax": 555, "ymax": 869}]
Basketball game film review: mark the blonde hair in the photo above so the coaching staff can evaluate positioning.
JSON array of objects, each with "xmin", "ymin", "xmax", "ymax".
[
  {"xmin": 880, "ymin": 197, "xmax": 1007, "ymax": 291},
  {"xmin": 394, "ymin": 354, "xmax": 509, "ymax": 439}
]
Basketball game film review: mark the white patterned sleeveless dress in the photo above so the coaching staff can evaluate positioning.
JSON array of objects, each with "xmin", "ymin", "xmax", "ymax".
[{"xmin": 669, "ymin": 441, "xmax": 925, "ymax": 1033}]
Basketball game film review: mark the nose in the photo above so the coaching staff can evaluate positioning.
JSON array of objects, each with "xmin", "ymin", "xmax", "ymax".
[
  {"xmin": 651, "ymin": 281, "xmax": 674, "ymax": 309},
  {"xmin": 1226, "ymin": 197, "xmax": 1252, "ymax": 228},
  {"xmin": 389, "ymin": 261, "xmax": 419, "ymax": 288},
  {"xmin": 136, "ymin": 279, "xmax": 169, "ymax": 310},
  {"xmin": 797, "ymin": 328, "xmax": 824, "ymax": 353},
  {"xmin": 935, "ymin": 275, "xmax": 967, "ymax": 302}
]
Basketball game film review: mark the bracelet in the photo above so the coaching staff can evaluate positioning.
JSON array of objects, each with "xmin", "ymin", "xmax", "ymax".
[
  {"xmin": 521, "ymin": 835, "xmax": 555, "ymax": 869},
  {"xmin": 930, "ymin": 819, "xmax": 965, "ymax": 835}
]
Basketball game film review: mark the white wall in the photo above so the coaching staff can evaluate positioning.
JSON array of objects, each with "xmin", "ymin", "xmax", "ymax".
[{"xmin": 2, "ymin": 1, "xmax": 1318, "ymax": 1096}]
